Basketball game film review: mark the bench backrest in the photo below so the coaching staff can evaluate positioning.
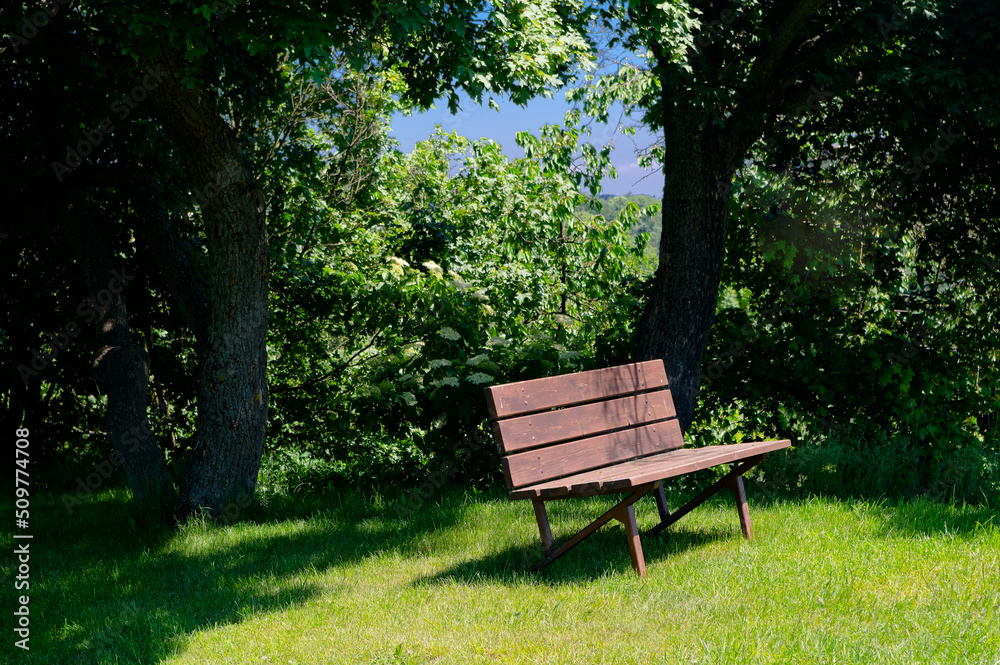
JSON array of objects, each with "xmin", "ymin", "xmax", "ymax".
[{"xmin": 484, "ymin": 360, "xmax": 685, "ymax": 490}]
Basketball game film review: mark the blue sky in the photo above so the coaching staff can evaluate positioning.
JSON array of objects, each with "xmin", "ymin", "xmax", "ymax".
[{"xmin": 388, "ymin": 92, "xmax": 662, "ymax": 197}]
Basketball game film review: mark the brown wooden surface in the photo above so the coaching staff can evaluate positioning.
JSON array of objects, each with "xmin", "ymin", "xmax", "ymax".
[
  {"xmin": 617, "ymin": 503, "xmax": 646, "ymax": 577},
  {"xmin": 530, "ymin": 484, "xmax": 655, "ymax": 574},
  {"xmin": 531, "ymin": 498, "xmax": 554, "ymax": 555},
  {"xmin": 503, "ymin": 419, "xmax": 685, "ymax": 489},
  {"xmin": 494, "ymin": 390, "xmax": 676, "ymax": 453},
  {"xmin": 654, "ymin": 481, "xmax": 671, "ymax": 523},
  {"xmin": 485, "ymin": 360, "xmax": 791, "ymax": 576},
  {"xmin": 644, "ymin": 456, "xmax": 764, "ymax": 539},
  {"xmin": 508, "ymin": 440, "xmax": 790, "ymax": 499},
  {"xmin": 484, "ymin": 360, "xmax": 667, "ymax": 420},
  {"xmin": 727, "ymin": 474, "xmax": 753, "ymax": 540}
]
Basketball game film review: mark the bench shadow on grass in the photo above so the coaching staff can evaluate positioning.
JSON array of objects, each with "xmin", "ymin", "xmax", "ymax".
[
  {"xmin": 38, "ymin": 487, "xmax": 473, "ymax": 665},
  {"xmin": 416, "ymin": 523, "xmax": 733, "ymax": 586},
  {"xmin": 421, "ymin": 490, "xmax": 1000, "ymax": 586},
  {"xmin": 417, "ymin": 487, "xmax": 765, "ymax": 585}
]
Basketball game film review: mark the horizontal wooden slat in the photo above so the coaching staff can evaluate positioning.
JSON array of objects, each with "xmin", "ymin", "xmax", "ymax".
[
  {"xmin": 484, "ymin": 360, "xmax": 667, "ymax": 420},
  {"xmin": 508, "ymin": 440, "xmax": 792, "ymax": 499},
  {"xmin": 503, "ymin": 419, "xmax": 685, "ymax": 489},
  {"xmin": 495, "ymin": 389, "xmax": 676, "ymax": 453}
]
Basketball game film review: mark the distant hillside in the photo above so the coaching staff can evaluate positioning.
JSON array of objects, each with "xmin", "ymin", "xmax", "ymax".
[{"xmin": 576, "ymin": 194, "xmax": 661, "ymax": 258}]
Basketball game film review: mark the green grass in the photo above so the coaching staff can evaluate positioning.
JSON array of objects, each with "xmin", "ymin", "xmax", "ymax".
[{"xmin": 3, "ymin": 485, "xmax": 999, "ymax": 664}]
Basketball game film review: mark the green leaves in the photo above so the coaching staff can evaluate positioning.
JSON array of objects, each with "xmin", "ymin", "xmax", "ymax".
[
  {"xmin": 262, "ymin": 90, "xmax": 651, "ymax": 481},
  {"xmin": 699, "ymin": 124, "xmax": 999, "ymax": 502}
]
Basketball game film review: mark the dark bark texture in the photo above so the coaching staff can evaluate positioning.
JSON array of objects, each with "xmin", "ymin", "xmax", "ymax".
[
  {"xmin": 636, "ymin": 104, "xmax": 739, "ymax": 432},
  {"xmin": 60, "ymin": 191, "xmax": 175, "ymax": 509},
  {"xmin": 634, "ymin": 0, "xmax": 838, "ymax": 431},
  {"xmin": 145, "ymin": 46, "xmax": 269, "ymax": 519}
]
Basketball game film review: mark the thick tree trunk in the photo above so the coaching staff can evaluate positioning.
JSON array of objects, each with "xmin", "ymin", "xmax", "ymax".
[
  {"xmin": 636, "ymin": 106, "xmax": 738, "ymax": 432},
  {"xmin": 145, "ymin": 48, "xmax": 269, "ymax": 519},
  {"xmin": 60, "ymin": 192, "xmax": 175, "ymax": 509},
  {"xmin": 631, "ymin": 0, "xmax": 850, "ymax": 432}
]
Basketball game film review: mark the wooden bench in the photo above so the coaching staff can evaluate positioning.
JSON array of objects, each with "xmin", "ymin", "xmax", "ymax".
[{"xmin": 483, "ymin": 360, "xmax": 791, "ymax": 577}]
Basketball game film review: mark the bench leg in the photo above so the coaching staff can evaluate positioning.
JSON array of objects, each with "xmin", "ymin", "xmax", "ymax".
[
  {"xmin": 531, "ymin": 498, "xmax": 554, "ymax": 555},
  {"xmin": 530, "ymin": 483, "xmax": 654, "ymax": 576},
  {"xmin": 654, "ymin": 481, "xmax": 670, "ymax": 523},
  {"xmin": 724, "ymin": 474, "xmax": 753, "ymax": 540},
  {"xmin": 645, "ymin": 455, "xmax": 764, "ymax": 539},
  {"xmin": 612, "ymin": 503, "xmax": 646, "ymax": 577}
]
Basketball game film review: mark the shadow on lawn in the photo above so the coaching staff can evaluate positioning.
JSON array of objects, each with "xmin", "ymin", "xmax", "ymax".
[
  {"xmin": 876, "ymin": 498, "xmax": 999, "ymax": 539},
  {"xmin": 26, "ymin": 487, "xmax": 474, "ymax": 665},
  {"xmin": 25, "ymin": 484, "xmax": 996, "ymax": 663},
  {"xmin": 416, "ymin": 523, "xmax": 733, "ymax": 585}
]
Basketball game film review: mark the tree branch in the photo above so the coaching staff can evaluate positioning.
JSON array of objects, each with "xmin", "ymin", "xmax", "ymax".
[{"xmin": 745, "ymin": 0, "xmax": 827, "ymax": 93}]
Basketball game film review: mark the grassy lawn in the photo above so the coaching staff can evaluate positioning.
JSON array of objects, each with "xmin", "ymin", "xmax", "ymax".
[{"xmin": 3, "ymin": 484, "xmax": 999, "ymax": 664}]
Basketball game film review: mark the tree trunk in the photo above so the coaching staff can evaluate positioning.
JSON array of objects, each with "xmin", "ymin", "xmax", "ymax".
[
  {"xmin": 636, "ymin": 104, "xmax": 738, "ymax": 432},
  {"xmin": 60, "ymin": 192, "xmax": 175, "ymax": 509},
  {"xmin": 145, "ymin": 48, "xmax": 270, "ymax": 519}
]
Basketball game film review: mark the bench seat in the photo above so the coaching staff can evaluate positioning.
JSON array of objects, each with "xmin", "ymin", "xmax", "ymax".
[{"xmin": 509, "ymin": 439, "xmax": 791, "ymax": 500}]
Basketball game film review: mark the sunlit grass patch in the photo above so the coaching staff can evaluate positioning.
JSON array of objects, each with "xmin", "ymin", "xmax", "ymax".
[{"xmin": 3, "ymin": 487, "xmax": 998, "ymax": 664}]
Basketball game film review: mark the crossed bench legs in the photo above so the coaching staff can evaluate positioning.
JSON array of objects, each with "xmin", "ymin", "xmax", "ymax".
[
  {"xmin": 528, "ymin": 455, "xmax": 765, "ymax": 577},
  {"xmin": 531, "ymin": 483, "xmax": 656, "ymax": 577}
]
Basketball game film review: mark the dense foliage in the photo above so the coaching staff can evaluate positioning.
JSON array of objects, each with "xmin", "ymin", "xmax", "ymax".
[
  {"xmin": 3, "ymin": 0, "xmax": 998, "ymax": 511},
  {"xmin": 261, "ymin": 117, "xmax": 653, "ymax": 488},
  {"xmin": 692, "ymin": 135, "xmax": 1000, "ymax": 504},
  {"xmin": 1, "ymin": 0, "xmax": 598, "ymax": 516},
  {"xmin": 3, "ymin": 79, "xmax": 650, "ymax": 493}
]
